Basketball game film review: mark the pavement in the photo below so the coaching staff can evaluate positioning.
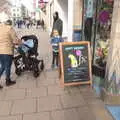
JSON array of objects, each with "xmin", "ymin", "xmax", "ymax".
[{"xmin": 0, "ymin": 28, "xmax": 114, "ymax": 120}]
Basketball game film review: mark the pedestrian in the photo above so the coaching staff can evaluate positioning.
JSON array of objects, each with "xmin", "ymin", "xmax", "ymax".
[
  {"xmin": 0, "ymin": 20, "xmax": 21, "ymax": 89},
  {"xmin": 50, "ymin": 30, "xmax": 63, "ymax": 68},
  {"xmin": 16, "ymin": 20, "xmax": 20, "ymax": 28},
  {"xmin": 36, "ymin": 20, "xmax": 40, "ymax": 29},
  {"xmin": 51, "ymin": 12, "xmax": 63, "ymax": 37},
  {"xmin": 41, "ymin": 19, "xmax": 45, "ymax": 31},
  {"xmin": 26, "ymin": 20, "xmax": 30, "ymax": 29}
]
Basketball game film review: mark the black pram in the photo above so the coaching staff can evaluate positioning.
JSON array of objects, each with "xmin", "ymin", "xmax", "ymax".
[{"xmin": 14, "ymin": 35, "xmax": 44, "ymax": 77}]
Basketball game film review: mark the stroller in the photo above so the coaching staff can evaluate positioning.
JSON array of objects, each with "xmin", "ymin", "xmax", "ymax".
[{"xmin": 14, "ymin": 35, "xmax": 44, "ymax": 77}]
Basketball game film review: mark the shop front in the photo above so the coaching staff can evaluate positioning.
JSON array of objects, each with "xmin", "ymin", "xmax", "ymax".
[
  {"xmin": 82, "ymin": 0, "xmax": 114, "ymax": 77},
  {"xmin": 82, "ymin": 0, "xmax": 114, "ymax": 94},
  {"xmin": 69, "ymin": 0, "xmax": 114, "ymax": 78},
  {"xmin": 92, "ymin": 0, "xmax": 114, "ymax": 79}
]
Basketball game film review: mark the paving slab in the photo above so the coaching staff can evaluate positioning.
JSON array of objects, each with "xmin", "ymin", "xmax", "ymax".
[
  {"xmin": 23, "ymin": 112, "xmax": 50, "ymax": 120},
  {"xmin": 48, "ymin": 85, "xmax": 68, "ymax": 96},
  {"xmin": 18, "ymin": 79, "xmax": 37, "ymax": 88},
  {"xmin": 0, "ymin": 115, "xmax": 22, "ymax": 120},
  {"xmin": 5, "ymin": 89, "xmax": 26, "ymax": 100},
  {"xmin": 0, "ymin": 90, "xmax": 6, "ymax": 100},
  {"xmin": 60, "ymin": 94, "xmax": 85, "ymax": 109},
  {"xmin": 77, "ymin": 107, "xmax": 96, "ymax": 120},
  {"xmin": 11, "ymin": 99, "xmax": 36, "ymax": 114},
  {"xmin": 37, "ymin": 96, "xmax": 62, "ymax": 112},
  {"xmin": 37, "ymin": 77, "xmax": 56, "ymax": 86},
  {"xmin": 45, "ymin": 70, "xmax": 59, "ymax": 79},
  {"xmin": 51, "ymin": 109, "xmax": 79, "ymax": 120},
  {"xmin": 66, "ymin": 86, "xmax": 81, "ymax": 94},
  {"xmin": 26, "ymin": 87, "xmax": 47, "ymax": 98},
  {"xmin": 0, "ymin": 101, "xmax": 12, "ymax": 116}
]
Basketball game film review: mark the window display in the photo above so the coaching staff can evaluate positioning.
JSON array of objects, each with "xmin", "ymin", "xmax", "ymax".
[{"xmin": 93, "ymin": 0, "xmax": 114, "ymax": 74}]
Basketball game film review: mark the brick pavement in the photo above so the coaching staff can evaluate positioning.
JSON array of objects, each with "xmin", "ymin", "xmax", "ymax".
[{"xmin": 0, "ymin": 28, "xmax": 113, "ymax": 120}]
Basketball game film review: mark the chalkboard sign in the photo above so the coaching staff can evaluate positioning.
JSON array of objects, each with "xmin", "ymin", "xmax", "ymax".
[{"xmin": 59, "ymin": 41, "xmax": 92, "ymax": 86}]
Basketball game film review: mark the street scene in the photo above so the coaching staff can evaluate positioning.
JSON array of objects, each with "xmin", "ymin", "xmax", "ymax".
[{"xmin": 0, "ymin": 0, "xmax": 120, "ymax": 120}]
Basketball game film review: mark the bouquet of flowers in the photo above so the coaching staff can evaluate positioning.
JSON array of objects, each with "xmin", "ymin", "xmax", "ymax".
[{"xmin": 96, "ymin": 40, "xmax": 109, "ymax": 67}]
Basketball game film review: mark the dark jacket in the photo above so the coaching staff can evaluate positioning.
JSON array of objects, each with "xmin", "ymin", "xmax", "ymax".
[{"xmin": 52, "ymin": 18, "xmax": 63, "ymax": 36}]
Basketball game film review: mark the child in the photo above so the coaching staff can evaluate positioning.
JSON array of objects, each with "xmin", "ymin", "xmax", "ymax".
[
  {"xmin": 51, "ymin": 30, "xmax": 63, "ymax": 68},
  {"xmin": 18, "ymin": 39, "xmax": 34, "ymax": 54}
]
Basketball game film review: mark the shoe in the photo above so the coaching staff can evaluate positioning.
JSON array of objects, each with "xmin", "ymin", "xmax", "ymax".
[
  {"xmin": 51, "ymin": 64, "xmax": 55, "ymax": 69},
  {"xmin": 0, "ymin": 85, "xmax": 3, "ymax": 89},
  {"xmin": 6, "ymin": 80, "xmax": 16, "ymax": 86},
  {"xmin": 54, "ymin": 65, "xmax": 58, "ymax": 69}
]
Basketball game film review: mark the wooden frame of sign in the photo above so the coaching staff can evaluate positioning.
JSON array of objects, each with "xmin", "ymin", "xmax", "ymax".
[{"xmin": 59, "ymin": 41, "xmax": 92, "ymax": 87}]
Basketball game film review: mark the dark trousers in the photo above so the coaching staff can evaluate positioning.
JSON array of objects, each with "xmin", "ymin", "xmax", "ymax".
[
  {"xmin": 52, "ymin": 52, "xmax": 59, "ymax": 66},
  {"xmin": 0, "ymin": 54, "xmax": 13, "ymax": 80},
  {"xmin": 84, "ymin": 18, "xmax": 93, "ymax": 42}
]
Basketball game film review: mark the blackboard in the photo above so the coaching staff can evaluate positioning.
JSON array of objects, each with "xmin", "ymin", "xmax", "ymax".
[{"xmin": 59, "ymin": 41, "xmax": 92, "ymax": 86}]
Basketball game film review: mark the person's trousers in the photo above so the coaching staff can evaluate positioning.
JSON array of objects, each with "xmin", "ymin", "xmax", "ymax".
[
  {"xmin": 0, "ymin": 54, "xmax": 13, "ymax": 80},
  {"xmin": 52, "ymin": 52, "xmax": 59, "ymax": 66}
]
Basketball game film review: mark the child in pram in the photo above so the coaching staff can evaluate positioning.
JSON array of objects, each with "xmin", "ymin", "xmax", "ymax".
[
  {"xmin": 14, "ymin": 35, "xmax": 44, "ymax": 77},
  {"xmin": 17, "ymin": 38, "xmax": 34, "ymax": 54}
]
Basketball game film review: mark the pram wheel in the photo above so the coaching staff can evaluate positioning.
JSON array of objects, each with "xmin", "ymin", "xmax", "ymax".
[
  {"xmin": 40, "ymin": 60, "xmax": 44, "ymax": 70},
  {"xmin": 15, "ymin": 69, "xmax": 22, "ymax": 76},
  {"xmin": 33, "ymin": 71, "xmax": 40, "ymax": 78},
  {"xmin": 33, "ymin": 60, "xmax": 44, "ymax": 78}
]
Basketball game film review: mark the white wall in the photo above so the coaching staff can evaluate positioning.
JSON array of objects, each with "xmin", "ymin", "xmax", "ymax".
[
  {"xmin": 68, "ymin": 0, "xmax": 74, "ymax": 41},
  {"xmin": 11, "ymin": 7, "xmax": 21, "ymax": 18},
  {"xmin": 45, "ymin": 0, "xmax": 69, "ymax": 39},
  {"xmin": 0, "ymin": 12, "xmax": 9, "ymax": 22},
  {"xmin": 45, "ymin": 0, "xmax": 54, "ymax": 33}
]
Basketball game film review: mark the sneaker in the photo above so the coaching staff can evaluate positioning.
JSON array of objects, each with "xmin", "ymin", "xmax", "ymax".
[
  {"xmin": 6, "ymin": 80, "xmax": 16, "ymax": 86},
  {"xmin": 0, "ymin": 85, "xmax": 3, "ymax": 89},
  {"xmin": 54, "ymin": 65, "xmax": 58, "ymax": 69},
  {"xmin": 51, "ymin": 64, "xmax": 55, "ymax": 69}
]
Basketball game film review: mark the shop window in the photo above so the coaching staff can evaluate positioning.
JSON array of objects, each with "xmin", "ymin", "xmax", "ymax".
[
  {"xmin": 13, "ymin": 13, "xmax": 16, "ymax": 17},
  {"xmin": 92, "ymin": 0, "xmax": 114, "ymax": 77},
  {"xmin": 13, "ymin": 9, "xmax": 15, "ymax": 12}
]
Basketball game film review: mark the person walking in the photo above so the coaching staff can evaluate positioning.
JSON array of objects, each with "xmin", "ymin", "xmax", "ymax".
[
  {"xmin": 0, "ymin": 20, "xmax": 20, "ymax": 89},
  {"xmin": 26, "ymin": 20, "xmax": 30, "ymax": 29},
  {"xmin": 36, "ymin": 20, "xmax": 40, "ymax": 29},
  {"xmin": 51, "ymin": 12, "xmax": 63, "ymax": 37},
  {"xmin": 41, "ymin": 19, "xmax": 45, "ymax": 31}
]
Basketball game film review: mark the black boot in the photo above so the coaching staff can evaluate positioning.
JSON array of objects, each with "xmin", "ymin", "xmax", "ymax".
[
  {"xmin": 6, "ymin": 78, "xmax": 16, "ymax": 86},
  {"xmin": 0, "ymin": 85, "xmax": 3, "ymax": 89}
]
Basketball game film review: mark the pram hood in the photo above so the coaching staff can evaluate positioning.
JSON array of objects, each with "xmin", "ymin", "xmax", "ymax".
[
  {"xmin": 20, "ymin": 35, "xmax": 38, "ymax": 55},
  {"xmin": 23, "ymin": 39, "xmax": 34, "ymax": 48}
]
